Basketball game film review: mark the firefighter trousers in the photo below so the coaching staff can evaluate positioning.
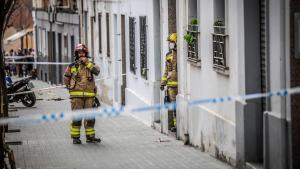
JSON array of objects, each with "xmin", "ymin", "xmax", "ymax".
[
  {"xmin": 167, "ymin": 87, "xmax": 177, "ymax": 129},
  {"xmin": 70, "ymin": 97, "xmax": 96, "ymax": 139}
]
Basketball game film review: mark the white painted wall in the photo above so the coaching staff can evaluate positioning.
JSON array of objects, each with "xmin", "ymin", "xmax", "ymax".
[
  {"xmin": 176, "ymin": 0, "xmax": 246, "ymax": 163},
  {"xmin": 269, "ymin": 0, "xmax": 288, "ymax": 119},
  {"xmin": 85, "ymin": 0, "xmax": 162, "ymax": 125}
]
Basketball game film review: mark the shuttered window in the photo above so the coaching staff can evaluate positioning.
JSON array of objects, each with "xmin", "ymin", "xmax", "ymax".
[
  {"xmin": 129, "ymin": 17, "xmax": 136, "ymax": 74},
  {"xmin": 140, "ymin": 16, "xmax": 147, "ymax": 79}
]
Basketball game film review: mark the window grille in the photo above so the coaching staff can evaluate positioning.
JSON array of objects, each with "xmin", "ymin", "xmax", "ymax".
[
  {"xmin": 187, "ymin": 24, "xmax": 200, "ymax": 62},
  {"xmin": 106, "ymin": 13, "xmax": 110, "ymax": 57},
  {"xmin": 140, "ymin": 16, "xmax": 147, "ymax": 79},
  {"xmin": 129, "ymin": 17, "xmax": 136, "ymax": 74},
  {"xmin": 212, "ymin": 26, "xmax": 228, "ymax": 70},
  {"xmin": 98, "ymin": 13, "xmax": 102, "ymax": 54}
]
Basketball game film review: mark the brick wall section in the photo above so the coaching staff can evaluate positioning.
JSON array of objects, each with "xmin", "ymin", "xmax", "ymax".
[
  {"xmin": 168, "ymin": 0, "xmax": 177, "ymax": 34},
  {"xmin": 290, "ymin": 0, "xmax": 300, "ymax": 168}
]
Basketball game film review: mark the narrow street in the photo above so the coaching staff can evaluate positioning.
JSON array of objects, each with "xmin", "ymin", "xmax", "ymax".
[{"xmin": 5, "ymin": 80, "xmax": 230, "ymax": 169}]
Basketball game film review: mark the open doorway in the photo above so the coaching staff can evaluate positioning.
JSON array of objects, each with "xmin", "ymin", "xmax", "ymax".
[
  {"xmin": 167, "ymin": 0, "xmax": 177, "ymax": 133},
  {"xmin": 290, "ymin": 0, "xmax": 300, "ymax": 167}
]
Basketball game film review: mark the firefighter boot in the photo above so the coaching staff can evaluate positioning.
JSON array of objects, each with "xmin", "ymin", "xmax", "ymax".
[
  {"xmin": 86, "ymin": 137, "xmax": 101, "ymax": 143},
  {"xmin": 73, "ymin": 138, "xmax": 82, "ymax": 144}
]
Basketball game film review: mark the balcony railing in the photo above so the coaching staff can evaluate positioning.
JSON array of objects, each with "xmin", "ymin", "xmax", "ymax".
[
  {"xmin": 212, "ymin": 26, "xmax": 228, "ymax": 72},
  {"xmin": 186, "ymin": 24, "xmax": 200, "ymax": 65}
]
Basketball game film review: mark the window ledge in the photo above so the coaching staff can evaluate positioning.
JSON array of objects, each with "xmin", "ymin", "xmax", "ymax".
[
  {"xmin": 187, "ymin": 58, "xmax": 201, "ymax": 68},
  {"xmin": 213, "ymin": 66, "xmax": 229, "ymax": 76},
  {"xmin": 211, "ymin": 33, "xmax": 228, "ymax": 37}
]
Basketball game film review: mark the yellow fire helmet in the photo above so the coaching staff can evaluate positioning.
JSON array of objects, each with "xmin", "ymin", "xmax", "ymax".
[{"xmin": 167, "ymin": 33, "xmax": 177, "ymax": 43}]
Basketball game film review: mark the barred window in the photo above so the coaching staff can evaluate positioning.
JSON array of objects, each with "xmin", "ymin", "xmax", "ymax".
[
  {"xmin": 186, "ymin": 0, "xmax": 200, "ymax": 64},
  {"xmin": 106, "ymin": 13, "xmax": 110, "ymax": 57},
  {"xmin": 98, "ymin": 13, "xmax": 102, "ymax": 54},
  {"xmin": 129, "ymin": 17, "xmax": 136, "ymax": 74},
  {"xmin": 186, "ymin": 23, "xmax": 199, "ymax": 62},
  {"xmin": 213, "ymin": 0, "xmax": 228, "ymax": 72},
  {"xmin": 140, "ymin": 16, "xmax": 147, "ymax": 79},
  {"xmin": 212, "ymin": 33, "xmax": 227, "ymax": 70}
]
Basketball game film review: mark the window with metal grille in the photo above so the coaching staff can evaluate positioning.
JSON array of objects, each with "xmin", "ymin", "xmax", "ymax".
[
  {"xmin": 106, "ymin": 13, "xmax": 110, "ymax": 57},
  {"xmin": 186, "ymin": 0, "xmax": 200, "ymax": 64},
  {"xmin": 212, "ymin": 34, "xmax": 227, "ymax": 70},
  {"xmin": 140, "ymin": 16, "xmax": 147, "ymax": 79},
  {"xmin": 129, "ymin": 17, "xmax": 136, "ymax": 74},
  {"xmin": 213, "ymin": 0, "xmax": 228, "ymax": 71},
  {"xmin": 186, "ymin": 23, "xmax": 199, "ymax": 62},
  {"xmin": 98, "ymin": 13, "xmax": 102, "ymax": 54}
]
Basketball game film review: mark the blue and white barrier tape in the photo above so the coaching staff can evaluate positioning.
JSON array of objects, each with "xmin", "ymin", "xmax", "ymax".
[
  {"xmin": 5, "ymin": 61, "xmax": 71, "ymax": 65},
  {"xmin": 1, "ymin": 87, "xmax": 300, "ymax": 125}
]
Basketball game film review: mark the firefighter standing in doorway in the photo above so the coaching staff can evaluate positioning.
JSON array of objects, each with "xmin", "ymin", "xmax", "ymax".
[
  {"xmin": 64, "ymin": 43, "xmax": 101, "ymax": 144},
  {"xmin": 160, "ymin": 33, "xmax": 178, "ymax": 132}
]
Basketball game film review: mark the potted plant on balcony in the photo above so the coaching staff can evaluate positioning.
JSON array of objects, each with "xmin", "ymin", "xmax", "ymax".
[
  {"xmin": 184, "ymin": 18, "xmax": 198, "ymax": 45},
  {"xmin": 213, "ymin": 18, "xmax": 225, "ymax": 34}
]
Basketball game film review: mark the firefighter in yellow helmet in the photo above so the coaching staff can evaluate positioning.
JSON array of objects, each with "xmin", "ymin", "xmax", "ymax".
[
  {"xmin": 64, "ymin": 43, "xmax": 101, "ymax": 144},
  {"xmin": 160, "ymin": 33, "xmax": 178, "ymax": 132}
]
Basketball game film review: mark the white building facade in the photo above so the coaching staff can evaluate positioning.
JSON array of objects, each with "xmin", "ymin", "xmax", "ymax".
[
  {"xmin": 77, "ymin": 0, "xmax": 300, "ymax": 169},
  {"xmin": 32, "ymin": 0, "xmax": 79, "ymax": 84},
  {"xmin": 81, "ymin": 0, "xmax": 162, "ymax": 126}
]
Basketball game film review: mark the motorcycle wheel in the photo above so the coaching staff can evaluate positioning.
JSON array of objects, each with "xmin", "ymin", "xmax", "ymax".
[{"xmin": 21, "ymin": 92, "xmax": 36, "ymax": 107}]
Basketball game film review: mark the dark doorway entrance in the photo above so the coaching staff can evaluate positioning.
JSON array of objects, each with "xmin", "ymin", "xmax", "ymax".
[{"xmin": 290, "ymin": 0, "xmax": 300, "ymax": 167}]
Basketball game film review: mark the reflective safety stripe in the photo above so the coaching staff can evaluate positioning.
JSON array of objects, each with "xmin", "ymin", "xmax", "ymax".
[
  {"xmin": 86, "ymin": 131, "xmax": 96, "ymax": 135},
  {"xmin": 85, "ymin": 128, "xmax": 95, "ymax": 132},
  {"xmin": 71, "ymin": 131, "xmax": 80, "ymax": 135},
  {"xmin": 166, "ymin": 55, "xmax": 173, "ymax": 61},
  {"xmin": 71, "ymin": 66, "xmax": 79, "ymax": 73},
  {"xmin": 161, "ymin": 76, "xmax": 167, "ymax": 81},
  {"xmin": 71, "ymin": 128, "xmax": 80, "ymax": 132},
  {"xmin": 86, "ymin": 62, "xmax": 94, "ymax": 69},
  {"xmin": 167, "ymin": 81, "xmax": 178, "ymax": 86},
  {"xmin": 70, "ymin": 126, "xmax": 80, "ymax": 136},
  {"xmin": 85, "ymin": 128, "xmax": 95, "ymax": 135},
  {"xmin": 69, "ymin": 91, "xmax": 96, "ymax": 97}
]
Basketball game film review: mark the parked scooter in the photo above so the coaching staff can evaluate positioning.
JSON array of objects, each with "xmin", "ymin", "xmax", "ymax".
[{"xmin": 6, "ymin": 76, "xmax": 36, "ymax": 107}]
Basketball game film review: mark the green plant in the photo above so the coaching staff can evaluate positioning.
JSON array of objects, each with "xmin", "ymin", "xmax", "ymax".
[
  {"xmin": 184, "ymin": 19, "xmax": 198, "ymax": 45},
  {"xmin": 184, "ymin": 33, "xmax": 194, "ymax": 45},
  {"xmin": 190, "ymin": 18, "xmax": 198, "ymax": 25},
  {"xmin": 214, "ymin": 18, "xmax": 224, "ymax": 26}
]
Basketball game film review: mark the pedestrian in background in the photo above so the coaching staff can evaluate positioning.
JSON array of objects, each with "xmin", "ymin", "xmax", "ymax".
[{"xmin": 160, "ymin": 33, "xmax": 178, "ymax": 133}]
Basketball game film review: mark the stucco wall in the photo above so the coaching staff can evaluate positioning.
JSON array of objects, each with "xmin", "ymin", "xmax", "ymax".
[
  {"xmin": 87, "ymin": 0, "xmax": 161, "ymax": 125},
  {"xmin": 176, "ymin": 0, "xmax": 245, "ymax": 164}
]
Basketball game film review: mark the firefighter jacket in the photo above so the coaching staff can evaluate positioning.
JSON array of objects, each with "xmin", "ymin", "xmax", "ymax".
[
  {"xmin": 64, "ymin": 61, "xmax": 100, "ymax": 98},
  {"xmin": 161, "ymin": 50, "xmax": 178, "ymax": 88}
]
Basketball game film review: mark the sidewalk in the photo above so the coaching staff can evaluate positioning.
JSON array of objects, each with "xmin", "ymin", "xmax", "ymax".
[{"xmin": 6, "ymin": 80, "xmax": 231, "ymax": 169}]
